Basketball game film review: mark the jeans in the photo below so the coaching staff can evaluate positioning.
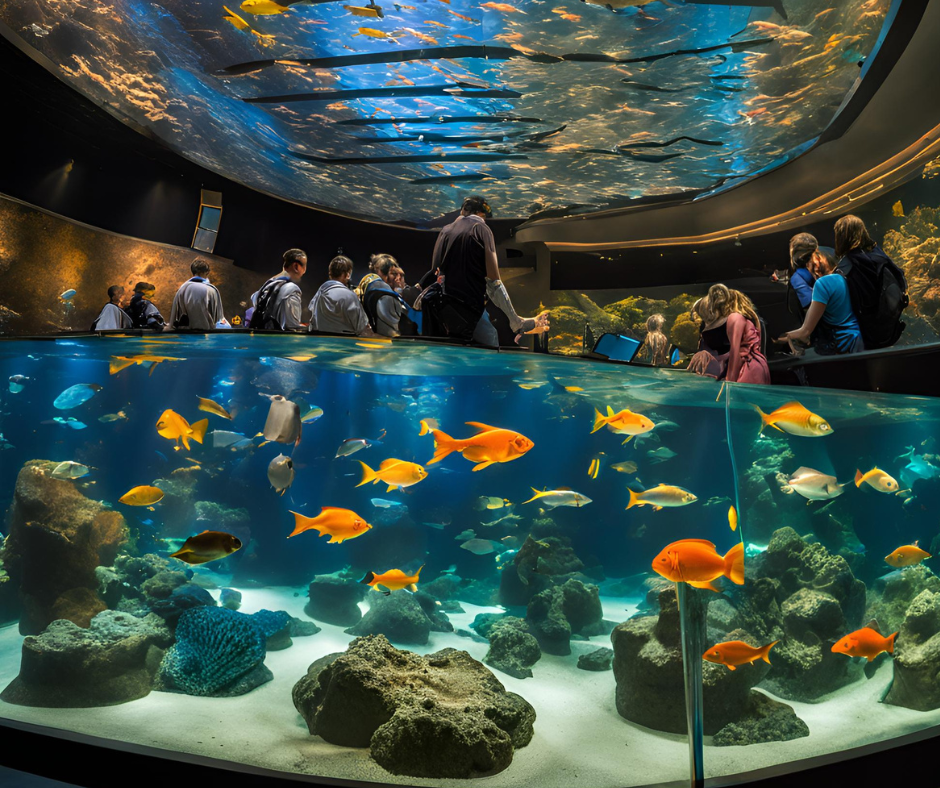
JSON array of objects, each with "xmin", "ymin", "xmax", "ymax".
[{"xmin": 472, "ymin": 311, "xmax": 499, "ymax": 348}]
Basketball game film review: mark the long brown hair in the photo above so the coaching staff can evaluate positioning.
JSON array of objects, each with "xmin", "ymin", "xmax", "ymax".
[
  {"xmin": 707, "ymin": 283, "xmax": 760, "ymax": 328},
  {"xmin": 834, "ymin": 214, "xmax": 875, "ymax": 258}
]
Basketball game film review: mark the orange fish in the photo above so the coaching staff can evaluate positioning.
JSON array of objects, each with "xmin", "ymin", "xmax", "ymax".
[
  {"xmin": 405, "ymin": 27, "xmax": 438, "ymax": 44},
  {"xmin": 428, "ymin": 422, "xmax": 534, "ymax": 471},
  {"xmin": 156, "ymin": 409, "xmax": 208, "ymax": 451},
  {"xmin": 855, "ymin": 467, "xmax": 899, "ymax": 493},
  {"xmin": 753, "ymin": 401, "xmax": 832, "ymax": 437},
  {"xmin": 480, "ymin": 2, "xmax": 524, "ymax": 12},
  {"xmin": 448, "ymin": 9, "xmax": 477, "ymax": 21},
  {"xmin": 356, "ymin": 459, "xmax": 428, "ymax": 491},
  {"xmin": 288, "ymin": 507, "xmax": 372, "ymax": 543},
  {"xmin": 703, "ymin": 640, "xmax": 777, "ymax": 671},
  {"xmin": 885, "ymin": 542, "xmax": 931, "ymax": 568},
  {"xmin": 831, "ymin": 625, "xmax": 897, "ymax": 662},
  {"xmin": 741, "ymin": 107, "xmax": 768, "ymax": 119},
  {"xmin": 453, "ymin": 33, "xmax": 475, "ymax": 39},
  {"xmin": 590, "ymin": 406, "xmax": 655, "ymax": 444},
  {"xmin": 652, "ymin": 539, "xmax": 745, "ymax": 586},
  {"xmin": 425, "ymin": 19, "xmax": 448, "ymax": 26},
  {"xmin": 360, "ymin": 565, "xmax": 424, "ymax": 594}
]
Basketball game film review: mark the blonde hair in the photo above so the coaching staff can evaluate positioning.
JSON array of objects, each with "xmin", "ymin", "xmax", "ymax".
[
  {"xmin": 646, "ymin": 313, "xmax": 665, "ymax": 333},
  {"xmin": 707, "ymin": 284, "xmax": 760, "ymax": 327},
  {"xmin": 692, "ymin": 297, "xmax": 711, "ymax": 324}
]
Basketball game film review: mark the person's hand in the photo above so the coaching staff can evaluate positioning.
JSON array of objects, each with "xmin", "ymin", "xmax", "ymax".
[
  {"xmin": 687, "ymin": 350, "xmax": 713, "ymax": 374},
  {"xmin": 524, "ymin": 310, "xmax": 550, "ymax": 335}
]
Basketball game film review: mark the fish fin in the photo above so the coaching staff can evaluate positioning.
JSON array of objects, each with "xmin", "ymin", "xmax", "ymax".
[
  {"xmin": 626, "ymin": 488, "xmax": 641, "ymax": 510},
  {"xmin": 427, "ymin": 429, "xmax": 457, "ymax": 465},
  {"xmin": 190, "ymin": 419, "xmax": 209, "ymax": 445},
  {"xmin": 865, "ymin": 618, "xmax": 883, "ymax": 634},
  {"xmin": 472, "ymin": 460, "xmax": 495, "ymax": 472},
  {"xmin": 418, "ymin": 419, "xmax": 430, "ymax": 436},
  {"xmin": 356, "ymin": 461, "xmax": 376, "ymax": 487},
  {"xmin": 406, "ymin": 583, "xmax": 417, "ymax": 593},
  {"xmin": 688, "ymin": 580, "xmax": 720, "ymax": 592},
  {"xmin": 723, "ymin": 542, "xmax": 745, "ymax": 585},
  {"xmin": 855, "ymin": 469, "xmax": 864, "ymax": 487},
  {"xmin": 522, "ymin": 487, "xmax": 546, "ymax": 504},
  {"xmin": 386, "ymin": 484, "xmax": 398, "ymax": 492},
  {"xmin": 180, "ymin": 433, "xmax": 191, "ymax": 451},
  {"xmin": 359, "ymin": 571, "xmax": 376, "ymax": 585},
  {"xmin": 415, "ymin": 564, "xmax": 425, "ymax": 577},
  {"xmin": 465, "ymin": 421, "xmax": 500, "ymax": 433},
  {"xmin": 379, "ymin": 458, "xmax": 401, "ymax": 469},
  {"xmin": 606, "ymin": 405, "xmax": 615, "ymax": 417},
  {"xmin": 328, "ymin": 535, "xmax": 343, "ymax": 544},
  {"xmin": 727, "ymin": 664, "xmax": 736, "ymax": 671},
  {"xmin": 590, "ymin": 408, "xmax": 607, "ymax": 434},
  {"xmin": 622, "ymin": 435, "xmax": 633, "ymax": 445},
  {"xmin": 287, "ymin": 511, "xmax": 319, "ymax": 538},
  {"xmin": 762, "ymin": 641, "xmax": 778, "ymax": 664},
  {"xmin": 652, "ymin": 505, "xmax": 662, "ymax": 512},
  {"xmin": 887, "ymin": 632, "xmax": 898, "ymax": 654}
]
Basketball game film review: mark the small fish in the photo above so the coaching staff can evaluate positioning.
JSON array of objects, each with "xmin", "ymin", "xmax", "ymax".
[
  {"xmin": 156, "ymin": 410, "xmax": 209, "ymax": 451},
  {"xmin": 223, "ymin": 5, "xmax": 251, "ymax": 29},
  {"xmin": 209, "ymin": 429, "xmax": 249, "ymax": 449},
  {"xmin": 523, "ymin": 487, "xmax": 592, "ymax": 509},
  {"xmin": 480, "ymin": 2, "xmax": 525, "ymax": 12},
  {"xmin": 703, "ymin": 640, "xmax": 777, "ymax": 671},
  {"xmin": 831, "ymin": 624, "xmax": 897, "ymax": 662},
  {"xmin": 418, "ymin": 418, "xmax": 440, "ymax": 435},
  {"xmin": 197, "ymin": 396, "xmax": 232, "ymax": 420},
  {"xmin": 891, "ymin": 200, "xmax": 905, "ymax": 218},
  {"xmin": 301, "ymin": 405, "xmax": 324, "ymax": 423},
  {"xmin": 611, "ymin": 461, "xmax": 638, "ymax": 474},
  {"xmin": 59, "ymin": 289, "xmax": 77, "ymax": 300},
  {"xmin": 455, "ymin": 529, "xmax": 476, "ymax": 540},
  {"xmin": 482, "ymin": 512, "xmax": 523, "ymax": 527},
  {"xmin": 357, "ymin": 459, "xmax": 427, "ymax": 491},
  {"xmin": 652, "ymin": 539, "xmax": 745, "ymax": 587},
  {"xmin": 460, "ymin": 538, "xmax": 500, "ymax": 555},
  {"xmin": 98, "ymin": 410, "xmax": 128, "ymax": 423},
  {"xmin": 51, "ymin": 417, "xmax": 87, "ymax": 430},
  {"xmin": 288, "ymin": 507, "xmax": 372, "ymax": 542},
  {"xmin": 119, "ymin": 485, "xmax": 165, "ymax": 506},
  {"xmin": 8, "ymin": 375, "xmax": 29, "ymax": 393},
  {"xmin": 109, "ymin": 355, "xmax": 185, "ymax": 376},
  {"xmin": 647, "ymin": 446, "xmax": 677, "ymax": 463},
  {"xmin": 360, "ymin": 565, "xmax": 423, "ymax": 594},
  {"xmin": 170, "ymin": 530, "xmax": 243, "ymax": 565},
  {"xmin": 884, "ymin": 542, "xmax": 931, "ymax": 568},
  {"xmin": 588, "ymin": 456, "xmax": 602, "ymax": 479},
  {"xmin": 344, "ymin": 4, "xmax": 385, "ymax": 17},
  {"xmin": 855, "ymin": 467, "xmax": 900, "ymax": 493},
  {"xmin": 263, "ymin": 395, "xmax": 302, "ymax": 444},
  {"xmin": 371, "ymin": 498, "xmax": 406, "ymax": 508},
  {"xmin": 352, "ymin": 26, "xmax": 400, "ymax": 38},
  {"xmin": 50, "ymin": 461, "xmax": 90, "ymax": 480},
  {"xmin": 53, "ymin": 383, "xmax": 103, "ymax": 410},
  {"xmin": 787, "ymin": 467, "xmax": 845, "ymax": 501},
  {"xmin": 423, "ymin": 521, "xmax": 448, "ymax": 530},
  {"xmin": 728, "ymin": 505, "xmax": 737, "ymax": 532},
  {"xmin": 591, "ymin": 406, "xmax": 655, "ymax": 444},
  {"xmin": 404, "ymin": 27, "xmax": 438, "ymax": 44},
  {"xmin": 267, "ymin": 454, "xmax": 295, "ymax": 496},
  {"xmin": 754, "ymin": 402, "xmax": 832, "ymax": 437},
  {"xmin": 475, "ymin": 495, "xmax": 511, "ymax": 510},
  {"xmin": 428, "ymin": 422, "xmax": 534, "ymax": 472},
  {"xmin": 336, "ymin": 438, "xmax": 373, "ymax": 457},
  {"xmin": 627, "ymin": 484, "xmax": 697, "ymax": 511}
]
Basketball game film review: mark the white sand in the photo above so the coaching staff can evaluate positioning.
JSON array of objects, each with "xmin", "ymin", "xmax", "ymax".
[{"xmin": 0, "ymin": 588, "xmax": 937, "ymax": 786}]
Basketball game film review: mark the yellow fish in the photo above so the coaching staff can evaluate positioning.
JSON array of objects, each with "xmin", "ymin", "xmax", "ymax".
[
  {"xmin": 855, "ymin": 467, "xmax": 899, "ymax": 493},
  {"xmin": 357, "ymin": 459, "xmax": 428, "ymax": 491},
  {"xmin": 404, "ymin": 27, "xmax": 438, "ymax": 44},
  {"xmin": 626, "ymin": 484, "xmax": 697, "ymax": 511},
  {"xmin": 352, "ymin": 27, "xmax": 399, "ymax": 39},
  {"xmin": 197, "ymin": 396, "xmax": 232, "ymax": 420},
  {"xmin": 481, "ymin": 2, "xmax": 525, "ymax": 12},
  {"xmin": 892, "ymin": 200, "xmax": 904, "ymax": 217},
  {"xmin": 588, "ymin": 457, "xmax": 601, "ymax": 479},
  {"xmin": 110, "ymin": 354, "xmax": 186, "ymax": 376},
  {"xmin": 360, "ymin": 565, "xmax": 424, "ymax": 594},
  {"xmin": 753, "ymin": 402, "xmax": 832, "ymax": 437},
  {"xmin": 119, "ymin": 485, "xmax": 164, "ymax": 506},
  {"xmin": 240, "ymin": 0, "xmax": 290, "ymax": 15},
  {"xmin": 170, "ymin": 531, "xmax": 242, "ymax": 565},
  {"xmin": 223, "ymin": 5, "xmax": 251, "ymax": 30},
  {"xmin": 156, "ymin": 409, "xmax": 209, "ymax": 451},
  {"xmin": 428, "ymin": 422, "xmax": 534, "ymax": 472},
  {"xmin": 885, "ymin": 542, "xmax": 931, "ymax": 568},
  {"xmin": 344, "ymin": 4, "xmax": 383, "ymax": 16},
  {"xmin": 288, "ymin": 507, "xmax": 372, "ymax": 542},
  {"xmin": 591, "ymin": 406, "xmax": 655, "ymax": 444},
  {"xmin": 728, "ymin": 505, "xmax": 738, "ymax": 532},
  {"xmin": 611, "ymin": 461, "xmax": 638, "ymax": 474}
]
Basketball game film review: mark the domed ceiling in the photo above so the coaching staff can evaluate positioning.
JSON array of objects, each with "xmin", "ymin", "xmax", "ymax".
[{"xmin": 0, "ymin": 0, "xmax": 892, "ymax": 222}]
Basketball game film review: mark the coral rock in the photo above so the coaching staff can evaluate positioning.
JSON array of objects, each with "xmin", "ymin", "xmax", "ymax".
[
  {"xmin": 712, "ymin": 692, "xmax": 810, "ymax": 746},
  {"xmin": 344, "ymin": 591, "xmax": 432, "ymax": 645},
  {"xmin": 577, "ymin": 647, "xmax": 613, "ymax": 672},
  {"xmin": 885, "ymin": 589, "xmax": 940, "ymax": 711},
  {"xmin": 305, "ymin": 574, "xmax": 366, "ymax": 626},
  {"xmin": 220, "ymin": 588, "xmax": 242, "ymax": 611},
  {"xmin": 484, "ymin": 617, "xmax": 541, "ymax": 679},
  {"xmin": 526, "ymin": 578, "xmax": 604, "ymax": 656}
]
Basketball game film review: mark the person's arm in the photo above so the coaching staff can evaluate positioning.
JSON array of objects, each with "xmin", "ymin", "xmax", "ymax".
[
  {"xmin": 375, "ymin": 296, "xmax": 403, "ymax": 337},
  {"xmin": 726, "ymin": 313, "xmax": 746, "ymax": 383},
  {"xmin": 792, "ymin": 271, "xmax": 813, "ymax": 309},
  {"xmin": 784, "ymin": 301, "xmax": 825, "ymax": 344},
  {"xmin": 284, "ymin": 288, "xmax": 302, "ymax": 330},
  {"xmin": 209, "ymin": 288, "xmax": 224, "ymax": 325},
  {"xmin": 168, "ymin": 289, "xmax": 181, "ymax": 328},
  {"xmin": 350, "ymin": 298, "xmax": 374, "ymax": 337}
]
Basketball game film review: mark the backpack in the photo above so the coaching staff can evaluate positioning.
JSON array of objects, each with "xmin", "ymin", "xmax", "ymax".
[
  {"xmin": 355, "ymin": 273, "xmax": 381, "ymax": 300},
  {"xmin": 837, "ymin": 245, "xmax": 908, "ymax": 349},
  {"xmin": 362, "ymin": 286, "xmax": 417, "ymax": 336},
  {"xmin": 248, "ymin": 277, "xmax": 289, "ymax": 330}
]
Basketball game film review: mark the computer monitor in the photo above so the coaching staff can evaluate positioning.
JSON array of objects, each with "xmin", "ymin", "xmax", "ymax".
[{"xmin": 592, "ymin": 333, "xmax": 643, "ymax": 363}]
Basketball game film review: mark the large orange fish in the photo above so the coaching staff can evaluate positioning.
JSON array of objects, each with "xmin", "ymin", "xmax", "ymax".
[
  {"xmin": 156, "ymin": 409, "xmax": 208, "ymax": 451},
  {"xmin": 288, "ymin": 507, "xmax": 372, "ymax": 543},
  {"xmin": 703, "ymin": 640, "xmax": 777, "ymax": 671},
  {"xmin": 427, "ymin": 422, "xmax": 534, "ymax": 471},
  {"xmin": 885, "ymin": 542, "xmax": 931, "ymax": 568},
  {"xmin": 360, "ymin": 565, "xmax": 424, "ymax": 595},
  {"xmin": 356, "ymin": 459, "xmax": 428, "ymax": 491},
  {"xmin": 590, "ymin": 406, "xmax": 655, "ymax": 444},
  {"xmin": 652, "ymin": 539, "xmax": 745, "ymax": 586},
  {"xmin": 753, "ymin": 402, "xmax": 832, "ymax": 437},
  {"xmin": 831, "ymin": 625, "xmax": 897, "ymax": 661}
]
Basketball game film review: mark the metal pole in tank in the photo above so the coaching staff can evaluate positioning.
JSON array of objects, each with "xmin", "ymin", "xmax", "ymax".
[{"xmin": 677, "ymin": 582, "xmax": 705, "ymax": 788}]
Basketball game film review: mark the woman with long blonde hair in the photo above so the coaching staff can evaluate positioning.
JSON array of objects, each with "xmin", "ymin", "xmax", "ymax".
[{"xmin": 689, "ymin": 284, "xmax": 770, "ymax": 384}]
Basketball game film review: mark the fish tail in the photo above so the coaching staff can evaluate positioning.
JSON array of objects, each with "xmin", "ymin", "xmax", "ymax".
[
  {"xmin": 415, "ymin": 564, "xmax": 425, "ymax": 577},
  {"xmin": 854, "ymin": 469, "xmax": 864, "ymax": 487},
  {"xmin": 356, "ymin": 461, "xmax": 377, "ymax": 487},
  {"xmin": 762, "ymin": 641, "xmax": 779, "ymax": 664},
  {"xmin": 723, "ymin": 541, "xmax": 745, "ymax": 585},
  {"xmin": 887, "ymin": 632, "xmax": 898, "ymax": 654},
  {"xmin": 190, "ymin": 419, "xmax": 209, "ymax": 445},
  {"xmin": 359, "ymin": 571, "xmax": 376, "ymax": 585},
  {"xmin": 288, "ymin": 511, "xmax": 319, "ymax": 538},
  {"xmin": 621, "ymin": 435, "xmax": 633, "ymax": 446},
  {"xmin": 590, "ymin": 408, "xmax": 607, "ymax": 434},
  {"xmin": 626, "ymin": 488, "xmax": 641, "ymax": 510},
  {"xmin": 427, "ymin": 429, "xmax": 457, "ymax": 464},
  {"xmin": 418, "ymin": 419, "xmax": 431, "ymax": 436},
  {"xmin": 522, "ymin": 487, "xmax": 545, "ymax": 504},
  {"xmin": 752, "ymin": 404, "xmax": 770, "ymax": 435}
]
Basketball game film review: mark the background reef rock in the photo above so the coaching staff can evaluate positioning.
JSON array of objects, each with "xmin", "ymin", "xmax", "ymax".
[
  {"xmin": 1, "ymin": 460, "xmax": 128, "ymax": 634},
  {"xmin": 292, "ymin": 635, "xmax": 535, "ymax": 778},
  {"xmin": 484, "ymin": 616, "xmax": 541, "ymax": 679},
  {"xmin": 866, "ymin": 565, "xmax": 940, "ymax": 635},
  {"xmin": 305, "ymin": 574, "xmax": 367, "ymax": 627},
  {"xmin": 611, "ymin": 588, "xmax": 807, "ymax": 739},
  {"xmin": 499, "ymin": 535, "xmax": 587, "ymax": 607},
  {"xmin": 885, "ymin": 589, "xmax": 940, "ymax": 711},
  {"xmin": 0, "ymin": 610, "xmax": 172, "ymax": 707},
  {"xmin": 526, "ymin": 578, "xmax": 606, "ymax": 656},
  {"xmin": 344, "ymin": 590, "xmax": 439, "ymax": 645}
]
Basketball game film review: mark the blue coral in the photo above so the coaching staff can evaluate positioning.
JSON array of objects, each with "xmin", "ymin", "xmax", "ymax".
[
  {"xmin": 251, "ymin": 609, "xmax": 291, "ymax": 639},
  {"xmin": 160, "ymin": 607, "xmax": 266, "ymax": 696}
]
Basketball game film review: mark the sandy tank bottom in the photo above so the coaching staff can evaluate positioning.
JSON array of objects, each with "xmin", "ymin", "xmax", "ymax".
[{"xmin": 0, "ymin": 586, "xmax": 938, "ymax": 788}]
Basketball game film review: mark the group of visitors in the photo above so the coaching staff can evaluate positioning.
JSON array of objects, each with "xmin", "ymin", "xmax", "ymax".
[{"xmin": 93, "ymin": 195, "xmax": 548, "ymax": 349}]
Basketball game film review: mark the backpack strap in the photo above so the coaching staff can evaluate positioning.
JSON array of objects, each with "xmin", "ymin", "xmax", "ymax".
[{"xmin": 250, "ymin": 277, "xmax": 289, "ymax": 329}]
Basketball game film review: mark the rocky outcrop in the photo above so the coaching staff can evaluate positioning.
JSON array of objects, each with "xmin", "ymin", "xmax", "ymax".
[
  {"xmin": 713, "ymin": 692, "xmax": 809, "ymax": 746},
  {"xmin": 867, "ymin": 565, "xmax": 940, "ymax": 635},
  {"xmin": 1, "ymin": 460, "xmax": 128, "ymax": 634},
  {"xmin": 0, "ymin": 610, "xmax": 172, "ymax": 707},
  {"xmin": 292, "ymin": 635, "xmax": 535, "ymax": 778},
  {"xmin": 220, "ymin": 588, "xmax": 242, "ymax": 610},
  {"xmin": 577, "ymin": 647, "xmax": 613, "ymax": 671},
  {"xmin": 885, "ymin": 589, "xmax": 940, "ymax": 711},
  {"xmin": 499, "ymin": 536, "xmax": 586, "ymax": 606},
  {"xmin": 484, "ymin": 617, "xmax": 541, "ymax": 679},
  {"xmin": 344, "ymin": 591, "xmax": 436, "ymax": 645},
  {"xmin": 526, "ymin": 579, "xmax": 605, "ymax": 656},
  {"xmin": 305, "ymin": 574, "xmax": 366, "ymax": 626}
]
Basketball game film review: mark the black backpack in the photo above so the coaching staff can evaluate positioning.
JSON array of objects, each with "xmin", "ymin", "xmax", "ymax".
[
  {"xmin": 362, "ymin": 287, "xmax": 416, "ymax": 336},
  {"xmin": 837, "ymin": 245, "xmax": 908, "ymax": 349},
  {"xmin": 249, "ymin": 277, "xmax": 289, "ymax": 330}
]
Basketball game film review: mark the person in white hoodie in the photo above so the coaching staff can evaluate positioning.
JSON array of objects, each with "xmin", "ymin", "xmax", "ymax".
[
  {"xmin": 169, "ymin": 258, "xmax": 224, "ymax": 330},
  {"xmin": 308, "ymin": 255, "xmax": 373, "ymax": 336},
  {"xmin": 91, "ymin": 285, "xmax": 132, "ymax": 330}
]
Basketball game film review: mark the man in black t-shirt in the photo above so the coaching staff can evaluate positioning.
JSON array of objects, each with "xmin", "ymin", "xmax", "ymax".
[{"xmin": 422, "ymin": 195, "xmax": 548, "ymax": 344}]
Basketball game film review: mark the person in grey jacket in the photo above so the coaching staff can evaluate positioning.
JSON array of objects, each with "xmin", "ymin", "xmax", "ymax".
[
  {"xmin": 169, "ymin": 258, "xmax": 224, "ymax": 330},
  {"xmin": 249, "ymin": 248, "xmax": 306, "ymax": 330},
  {"xmin": 308, "ymin": 255, "xmax": 373, "ymax": 336},
  {"xmin": 92, "ymin": 285, "xmax": 132, "ymax": 330}
]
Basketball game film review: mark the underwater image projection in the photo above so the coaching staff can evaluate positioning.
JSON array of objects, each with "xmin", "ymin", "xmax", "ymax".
[{"xmin": 0, "ymin": 0, "xmax": 891, "ymax": 222}]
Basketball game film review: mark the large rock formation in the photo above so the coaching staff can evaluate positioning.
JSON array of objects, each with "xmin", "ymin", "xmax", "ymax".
[
  {"xmin": 526, "ymin": 578, "xmax": 605, "ymax": 656},
  {"xmin": 1, "ymin": 460, "xmax": 128, "ymax": 634},
  {"xmin": 484, "ymin": 617, "xmax": 541, "ymax": 679},
  {"xmin": 305, "ymin": 574, "xmax": 366, "ymax": 626},
  {"xmin": 498, "ymin": 536, "xmax": 586, "ymax": 606},
  {"xmin": 292, "ymin": 635, "xmax": 535, "ymax": 778},
  {"xmin": 611, "ymin": 587, "xmax": 807, "ymax": 739},
  {"xmin": 867, "ymin": 565, "xmax": 940, "ymax": 635},
  {"xmin": 885, "ymin": 589, "xmax": 940, "ymax": 711},
  {"xmin": 0, "ymin": 610, "xmax": 172, "ymax": 707},
  {"xmin": 344, "ymin": 591, "xmax": 442, "ymax": 645}
]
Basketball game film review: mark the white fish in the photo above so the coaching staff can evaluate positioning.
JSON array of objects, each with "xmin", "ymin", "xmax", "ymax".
[
  {"xmin": 522, "ymin": 488, "xmax": 592, "ymax": 509},
  {"xmin": 647, "ymin": 446, "xmax": 677, "ymax": 463},
  {"xmin": 336, "ymin": 438, "xmax": 372, "ymax": 458},
  {"xmin": 787, "ymin": 467, "xmax": 845, "ymax": 501},
  {"xmin": 53, "ymin": 383, "xmax": 102, "ymax": 410},
  {"xmin": 51, "ymin": 461, "xmax": 90, "ymax": 480},
  {"xmin": 209, "ymin": 430, "xmax": 249, "ymax": 448},
  {"xmin": 460, "ymin": 538, "xmax": 501, "ymax": 555},
  {"xmin": 262, "ymin": 395, "xmax": 302, "ymax": 444},
  {"xmin": 455, "ymin": 529, "xmax": 476, "ymax": 541},
  {"xmin": 8, "ymin": 375, "xmax": 29, "ymax": 393},
  {"xmin": 267, "ymin": 454, "xmax": 295, "ymax": 496},
  {"xmin": 371, "ymin": 498, "xmax": 405, "ymax": 508},
  {"xmin": 481, "ymin": 513, "xmax": 523, "ymax": 527}
]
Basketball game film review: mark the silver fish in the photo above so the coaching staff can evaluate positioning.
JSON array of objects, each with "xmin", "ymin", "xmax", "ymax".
[
  {"xmin": 267, "ymin": 454, "xmax": 295, "ymax": 496},
  {"xmin": 51, "ymin": 461, "xmax": 90, "ymax": 480},
  {"xmin": 786, "ymin": 467, "xmax": 845, "ymax": 501},
  {"xmin": 460, "ymin": 538, "xmax": 500, "ymax": 556},
  {"xmin": 336, "ymin": 438, "xmax": 372, "ymax": 458}
]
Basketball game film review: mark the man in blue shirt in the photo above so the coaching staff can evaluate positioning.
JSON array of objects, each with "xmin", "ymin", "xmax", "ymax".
[{"xmin": 783, "ymin": 253, "xmax": 864, "ymax": 355}]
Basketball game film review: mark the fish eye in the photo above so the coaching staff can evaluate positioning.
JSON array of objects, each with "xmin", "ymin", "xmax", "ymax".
[{"xmin": 820, "ymin": 424, "xmax": 831, "ymax": 431}]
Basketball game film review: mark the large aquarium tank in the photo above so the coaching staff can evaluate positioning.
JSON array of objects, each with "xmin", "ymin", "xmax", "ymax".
[{"xmin": 0, "ymin": 333, "xmax": 939, "ymax": 785}]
